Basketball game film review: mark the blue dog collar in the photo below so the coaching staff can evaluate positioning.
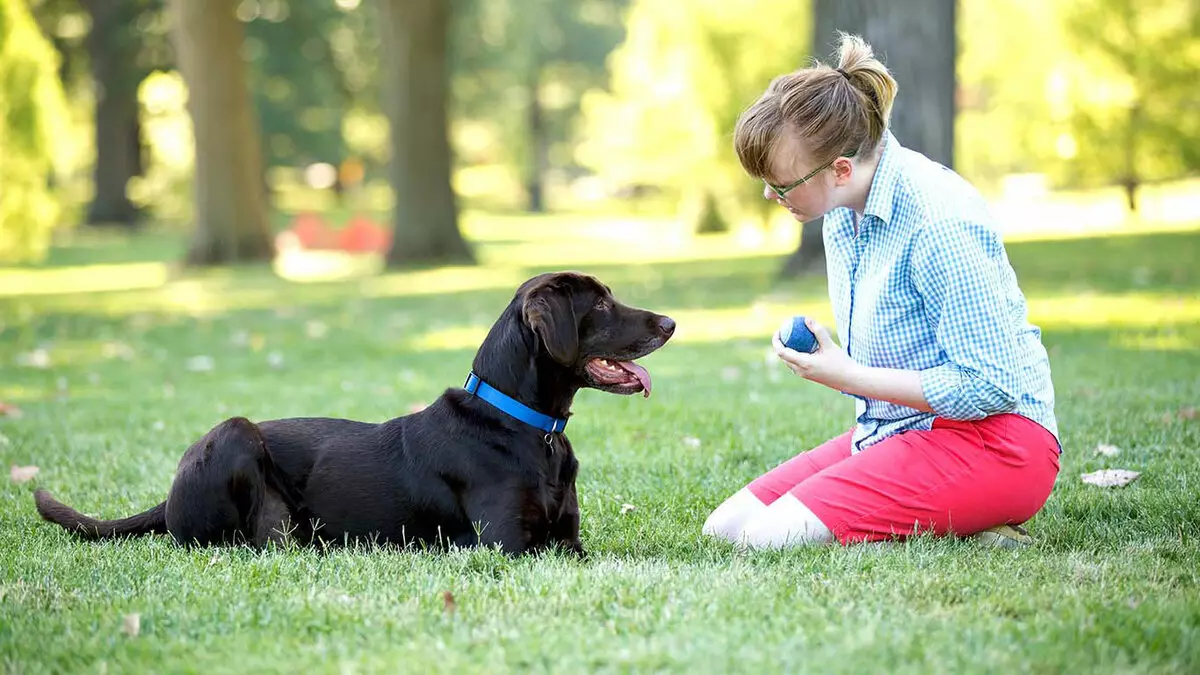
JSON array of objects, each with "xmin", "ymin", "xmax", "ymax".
[{"xmin": 463, "ymin": 372, "xmax": 568, "ymax": 434}]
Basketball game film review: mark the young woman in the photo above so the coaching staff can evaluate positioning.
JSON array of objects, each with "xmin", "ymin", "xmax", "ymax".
[{"xmin": 703, "ymin": 34, "xmax": 1060, "ymax": 549}]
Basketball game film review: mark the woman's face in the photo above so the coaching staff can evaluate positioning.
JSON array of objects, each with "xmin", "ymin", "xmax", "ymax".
[{"xmin": 761, "ymin": 134, "xmax": 839, "ymax": 222}]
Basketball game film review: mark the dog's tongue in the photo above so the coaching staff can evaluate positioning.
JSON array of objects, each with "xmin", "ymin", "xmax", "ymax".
[{"xmin": 617, "ymin": 361, "xmax": 652, "ymax": 398}]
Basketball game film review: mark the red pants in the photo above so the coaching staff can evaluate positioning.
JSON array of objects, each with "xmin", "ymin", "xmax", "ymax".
[{"xmin": 747, "ymin": 413, "xmax": 1060, "ymax": 544}]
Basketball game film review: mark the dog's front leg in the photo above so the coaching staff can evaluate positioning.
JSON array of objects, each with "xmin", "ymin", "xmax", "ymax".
[
  {"xmin": 547, "ymin": 481, "xmax": 585, "ymax": 558},
  {"xmin": 462, "ymin": 488, "xmax": 532, "ymax": 555}
]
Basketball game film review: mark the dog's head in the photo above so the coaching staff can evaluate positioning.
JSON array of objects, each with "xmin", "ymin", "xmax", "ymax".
[{"xmin": 518, "ymin": 272, "xmax": 674, "ymax": 397}]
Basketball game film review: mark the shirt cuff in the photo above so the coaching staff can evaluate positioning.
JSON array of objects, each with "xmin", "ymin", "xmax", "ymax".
[{"xmin": 921, "ymin": 363, "xmax": 1016, "ymax": 420}]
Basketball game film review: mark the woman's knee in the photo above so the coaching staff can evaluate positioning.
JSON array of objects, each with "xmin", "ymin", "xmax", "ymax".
[
  {"xmin": 702, "ymin": 488, "xmax": 765, "ymax": 542},
  {"xmin": 738, "ymin": 494, "xmax": 833, "ymax": 549}
]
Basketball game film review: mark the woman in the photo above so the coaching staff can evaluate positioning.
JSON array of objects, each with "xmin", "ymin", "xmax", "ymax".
[{"xmin": 703, "ymin": 33, "xmax": 1060, "ymax": 549}]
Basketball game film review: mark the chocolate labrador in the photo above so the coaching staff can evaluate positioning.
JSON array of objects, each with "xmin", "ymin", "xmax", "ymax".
[{"xmin": 34, "ymin": 271, "xmax": 674, "ymax": 556}]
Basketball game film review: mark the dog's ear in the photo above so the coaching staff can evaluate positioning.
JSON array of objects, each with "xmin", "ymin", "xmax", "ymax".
[{"xmin": 522, "ymin": 284, "xmax": 578, "ymax": 366}]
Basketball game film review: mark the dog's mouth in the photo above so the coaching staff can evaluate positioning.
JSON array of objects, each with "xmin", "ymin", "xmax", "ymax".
[{"xmin": 584, "ymin": 357, "xmax": 653, "ymax": 397}]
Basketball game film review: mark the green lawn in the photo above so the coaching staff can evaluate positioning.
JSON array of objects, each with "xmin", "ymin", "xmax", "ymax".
[{"xmin": 2, "ymin": 218, "xmax": 1199, "ymax": 673}]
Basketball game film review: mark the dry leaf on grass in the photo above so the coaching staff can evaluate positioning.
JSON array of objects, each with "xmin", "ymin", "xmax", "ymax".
[
  {"xmin": 10, "ymin": 465, "xmax": 39, "ymax": 483},
  {"xmin": 620, "ymin": 503, "xmax": 637, "ymax": 515},
  {"xmin": 185, "ymin": 355, "xmax": 215, "ymax": 372},
  {"xmin": 1094, "ymin": 443, "xmax": 1121, "ymax": 457},
  {"xmin": 1081, "ymin": 469, "xmax": 1141, "ymax": 488},
  {"xmin": 682, "ymin": 436, "xmax": 701, "ymax": 449},
  {"xmin": 122, "ymin": 613, "xmax": 140, "ymax": 637},
  {"xmin": 442, "ymin": 591, "xmax": 456, "ymax": 615},
  {"xmin": 0, "ymin": 402, "xmax": 22, "ymax": 418}
]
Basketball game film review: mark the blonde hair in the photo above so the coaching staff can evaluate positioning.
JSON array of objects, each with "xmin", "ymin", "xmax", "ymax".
[{"xmin": 733, "ymin": 33, "xmax": 898, "ymax": 181}]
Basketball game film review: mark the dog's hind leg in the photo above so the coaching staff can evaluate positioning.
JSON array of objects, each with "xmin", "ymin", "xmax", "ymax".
[{"xmin": 165, "ymin": 417, "xmax": 296, "ymax": 548}]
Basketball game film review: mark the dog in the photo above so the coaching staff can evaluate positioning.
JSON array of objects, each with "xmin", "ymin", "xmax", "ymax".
[{"xmin": 34, "ymin": 272, "xmax": 675, "ymax": 556}]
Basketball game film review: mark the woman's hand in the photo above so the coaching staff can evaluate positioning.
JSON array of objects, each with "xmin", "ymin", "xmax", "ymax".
[
  {"xmin": 773, "ymin": 318, "xmax": 934, "ymax": 413},
  {"xmin": 771, "ymin": 318, "xmax": 860, "ymax": 392}
]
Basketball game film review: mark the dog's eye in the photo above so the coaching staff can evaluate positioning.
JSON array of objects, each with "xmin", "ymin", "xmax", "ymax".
[{"xmin": 594, "ymin": 298, "xmax": 610, "ymax": 312}]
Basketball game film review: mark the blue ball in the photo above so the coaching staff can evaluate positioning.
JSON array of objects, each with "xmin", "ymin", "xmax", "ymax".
[{"xmin": 777, "ymin": 316, "xmax": 819, "ymax": 353}]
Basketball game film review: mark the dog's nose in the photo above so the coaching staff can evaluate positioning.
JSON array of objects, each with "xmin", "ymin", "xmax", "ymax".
[{"xmin": 657, "ymin": 316, "xmax": 676, "ymax": 337}]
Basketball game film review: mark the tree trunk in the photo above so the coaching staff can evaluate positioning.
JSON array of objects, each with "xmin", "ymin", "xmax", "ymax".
[
  {"xmin": 780, "ymin": 0, "xmax": 956, "ymax": 280},
  {"xmin": 169, "ymin": 0, "xmax": 273, "ymax": 266},
  {"xmin": 82, "ymin": 0, "xmax": 144, "ymax": 227},
  {"xmin": 379, "ymin": 0, "xmax": 474, "ymax": 267},
  {"xmin": 525, "ymin": 60, "xmax": 548, "ymax": 213}
]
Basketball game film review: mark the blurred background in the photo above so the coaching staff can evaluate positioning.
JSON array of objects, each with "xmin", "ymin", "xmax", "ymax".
[{"xmin": 2, "ymin": 0, "xmax": 1196, "ymax": 277}]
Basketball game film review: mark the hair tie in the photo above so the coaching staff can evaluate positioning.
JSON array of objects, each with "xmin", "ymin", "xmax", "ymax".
[{"xmin": 836, "ymin": 68, "xmax": 852, "ymax": 81}]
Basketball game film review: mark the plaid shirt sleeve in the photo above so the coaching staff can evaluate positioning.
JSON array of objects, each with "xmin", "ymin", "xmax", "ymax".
[{"xmin": 911, "ymin": 216, "xmax": 1021, "ymax": 420}]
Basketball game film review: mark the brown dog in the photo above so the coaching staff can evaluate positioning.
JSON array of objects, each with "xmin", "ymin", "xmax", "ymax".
[{"xmin": 34, "ymin": 272, "xmax": 675, "ymax": 555}]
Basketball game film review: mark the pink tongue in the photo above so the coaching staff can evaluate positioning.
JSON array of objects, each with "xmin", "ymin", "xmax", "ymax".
[{"xmin": 617, "ymin": 361, "xmax": 652, "ymax": 398}]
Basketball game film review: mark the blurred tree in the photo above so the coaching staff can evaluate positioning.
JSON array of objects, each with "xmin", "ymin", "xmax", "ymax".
[
  {"xmin": 169, "ymin": 0, "xmax": 272, "ymax": 265},
  {"xmin": 578, "ymin": 0, "xmax": 811, "ymax": 233},
  {"xmin": 781, "ymin": 0, "xmax": 956, "ymax": 279},
  {"xmin": 379, "ymin": 0, "xmax": 474, "ymax": 266},
  {"xmin": 29, "ymin": 0, "xmax": 171, "ymax": 228},
  {"xmin": 453, "ymin": 0, "xmax": 629, "ymax": 212},
  {"xmin": 80, "ymin": 0, "xmax": 170, "ymax": 227},
  {"xmin": 243, "ymin": 0, "xmax": 347, "ymax": 179},
  {"xmin": 1063, "ymin": 0, "xmax": 1199, "ymax": 212},
  {"xmin": 0, "ymin": 0, "xmax": 69, "ymax": 263}
]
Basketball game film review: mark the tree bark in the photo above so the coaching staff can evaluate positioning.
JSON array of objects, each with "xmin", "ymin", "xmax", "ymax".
[
  {"xmin": 525, "ymin": 60, "xmax": 548, "ymax": 213},
  {"xmin": 780, "ymin": 0, "xmax": 957, "ymax": 280},
  {"xmin": 82, "ymin": 0, "xmax": 144, "ymax": 227},
  {"xmin": 169, "ymin": 0, "xmax": 273, "ymax": 266},
  {"xmin": 379, "ymin": 0, "xmax": 474, "ymax": 267}
]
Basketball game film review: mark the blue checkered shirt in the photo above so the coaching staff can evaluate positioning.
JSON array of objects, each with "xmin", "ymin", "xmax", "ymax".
[{"xmin": 822, "ymin": 132, "xmax": 1059, "ymax": 453}]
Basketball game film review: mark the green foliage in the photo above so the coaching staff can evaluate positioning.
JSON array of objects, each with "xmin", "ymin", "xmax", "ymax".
[
  {"xmin": 578, "ymin": 0, "xmax": 810, "ymax": 230},
  {"xmin": 1061, "ymin": 0, "xmax": 1200, "ymax": 195},
  {"xmin": 451, "ymin": 0, "xmax": 630, "ymax": 207},
  {"xmin": 0, "ymin": 0, "xmax": 69, "ymax": 262},
  {"xmin": 244, "ymin": 1, "xmax": 351, "ymax": 171}
]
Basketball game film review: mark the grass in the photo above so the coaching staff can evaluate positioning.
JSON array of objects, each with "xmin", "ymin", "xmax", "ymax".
[{"xmin": 2, "ymin": 215, "xmax": 1199, "ymax": 674}]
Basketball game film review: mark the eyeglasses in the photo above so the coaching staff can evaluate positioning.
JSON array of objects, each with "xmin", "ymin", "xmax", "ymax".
[{"xmin": 764, "ymin": 149, "xmax": 857, "ymax": 200}]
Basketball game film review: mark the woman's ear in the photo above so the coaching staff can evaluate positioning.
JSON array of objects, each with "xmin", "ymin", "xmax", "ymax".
[{"xmin": 832, "ymin": 157, "xmax": 855, "ymax": 186}]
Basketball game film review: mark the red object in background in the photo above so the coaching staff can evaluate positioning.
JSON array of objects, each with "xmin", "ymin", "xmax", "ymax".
[
  {"xmin": 276, "ymin": 213, "xmax": 390, "ymax": 254},
  {"xmin": 337, "ymin": 216, "xmax": 391, "ymax": 253},
  {"xmin": 290, "ymin": 213, "xmax": 336, "ymax": 249}
]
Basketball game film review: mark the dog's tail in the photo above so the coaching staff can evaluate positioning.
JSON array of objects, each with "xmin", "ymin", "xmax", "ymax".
[{"xmin": 33, "ymin": 489, "xmax": 168, "ymax": 540}]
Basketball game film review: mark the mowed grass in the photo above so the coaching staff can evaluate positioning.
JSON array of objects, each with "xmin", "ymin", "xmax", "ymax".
[{"xmin": 2, "ymin": 217, "xmax": 1199, "ymax": 674}]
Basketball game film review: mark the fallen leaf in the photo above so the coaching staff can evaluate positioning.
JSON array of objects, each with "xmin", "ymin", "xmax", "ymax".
[
  {"xmin": 682, "ymin": 436, "xmax": 701, "ymax": 449},
  {"xmin": 442, "ymin": 591, "xmax": 456, "ymax": 614},
  {"xmin": 0, "ymin": 402, "xmax": 22, "ymax": 418},
  {"xmin": 1094, "ymin": 443, "xmax": 1121, "ymax": 457},
  {"xmin": 185, "ymin": 355, "xmax": 215, "ymax": 372},
  {"xmin": 305, "ymin": 320, "xmax": 328, "ymax": 339},
  {"xmin": 620, "ymin": 503, "xmax": 636, "ymax": 515},
  {"xmin": 1081, "ymin": 469, "xmax": 1141, "ymax": 488},
  {"xmin": 207, "ymin": 554, "xmax": 221, "ymax": 568},
  {"xmin": 1179, "ymin": 407, "xmax": 1197, "ymax": 421},
  {"xmin": 102, "ymin": 342, "xmax": 136, "ymax": 361},
  {"xmin": 16, "ymin": 349, "xmax": 51, "ymax": 369},
  {"xmin": 122, "ymin": 613, "xmax": 140, "ymax": 637},
  {"xmin": 249, "ymin": 334, "xmax": 266, "ymax": 352},
  {"xmin": 10, "ymin": 465, "xmax": 39, "ymax": 483}
]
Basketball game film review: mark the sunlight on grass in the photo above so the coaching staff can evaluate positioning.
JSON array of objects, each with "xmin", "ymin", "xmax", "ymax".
[
  {"xmin": 1028, "ymin": 293, "xmax": 1200, "ymax": 329},
  {"xmin": 0, "ymin": 262, "xmax": 169, "ymax": 298}
]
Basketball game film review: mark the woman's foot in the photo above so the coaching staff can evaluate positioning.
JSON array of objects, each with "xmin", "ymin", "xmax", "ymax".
[{"xmin": 971, "ymin": 524, "xmax": 1033, "ymax": 548}]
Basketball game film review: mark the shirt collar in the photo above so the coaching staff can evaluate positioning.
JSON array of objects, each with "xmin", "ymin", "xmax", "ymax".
[{"xmin": 861, "ymin": 130, "xmax": 902, "ymax": 226}]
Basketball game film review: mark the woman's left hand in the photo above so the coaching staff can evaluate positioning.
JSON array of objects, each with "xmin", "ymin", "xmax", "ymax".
[{"xmin": 772, "ymin": 318, "xmax": 862, "ymax": 392}]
